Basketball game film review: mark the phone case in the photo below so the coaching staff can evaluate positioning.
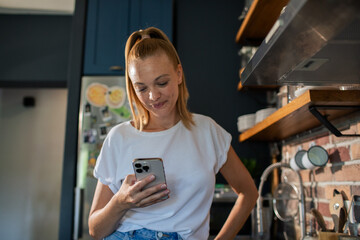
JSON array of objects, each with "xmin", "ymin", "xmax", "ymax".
[{"xmin": 132, "ymin": 158, "xmax": 166, "ymax": 190}]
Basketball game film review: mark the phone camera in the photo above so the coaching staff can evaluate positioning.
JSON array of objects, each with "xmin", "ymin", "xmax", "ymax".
[{"xmin": 134, "ymin": 162, "xmax": 149, "ymax": 173}]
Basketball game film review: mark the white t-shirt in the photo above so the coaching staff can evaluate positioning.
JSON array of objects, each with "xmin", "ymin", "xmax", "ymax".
[{"xmin": 94, "ymin": 113, "xmax": 232, "ymax": 239}]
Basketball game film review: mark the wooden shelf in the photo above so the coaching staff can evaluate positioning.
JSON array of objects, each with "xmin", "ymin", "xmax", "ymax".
[
  {"xmin": 236, "ymin": 0, "xmax": 289, "ymax": 45},
  {"xmin": 239, "ymin": 90, "xmax": 360, "ymax": 142}
]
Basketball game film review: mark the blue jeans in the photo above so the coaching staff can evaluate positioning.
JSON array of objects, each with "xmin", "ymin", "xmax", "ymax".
[{"xmin": 104, "ymin": 228, "xmax": 183, "ymax": 240}]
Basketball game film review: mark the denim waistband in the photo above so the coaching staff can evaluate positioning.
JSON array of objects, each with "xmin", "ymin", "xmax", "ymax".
[{"xmin": 104, "ymin": 228, "xmax": 183, "ymax": 240}]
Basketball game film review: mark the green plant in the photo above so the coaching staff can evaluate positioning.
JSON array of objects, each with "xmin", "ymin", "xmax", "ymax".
[{"xmin": 241, "ymin": 158, "xmax": 259, "ymax": 177}]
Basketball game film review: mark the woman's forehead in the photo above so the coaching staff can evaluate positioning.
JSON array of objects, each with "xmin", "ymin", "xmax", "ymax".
[{"xmin": 128, "ymin": 53, "xmax": 173, "ymax": 79}]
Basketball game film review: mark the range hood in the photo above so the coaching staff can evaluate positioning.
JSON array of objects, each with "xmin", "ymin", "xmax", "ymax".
[{"xmin": 240, "ymin": 0, "xmax": 360, "ymax": 87}]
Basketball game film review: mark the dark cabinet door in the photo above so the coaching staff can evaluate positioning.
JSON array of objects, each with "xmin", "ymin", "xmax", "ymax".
[
  {"xmin": 130, "ymin": 0, "xmax": 173, "ymax": 42},
  {"xmin": 84, "ymin": 0, "xmax": 130, "ymax": 75},
  {"xmin": 84, "ymin": 0, "xmax": 173, "ymax": 75},
  {"xmin": 0, "ymin": 15, "xmax": 71, "ymax": 87}
]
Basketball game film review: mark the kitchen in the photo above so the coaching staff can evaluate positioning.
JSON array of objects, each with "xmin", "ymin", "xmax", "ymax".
[{"xmin": 0, "ymin": 0, "xmax": 359, "ymax": 239}]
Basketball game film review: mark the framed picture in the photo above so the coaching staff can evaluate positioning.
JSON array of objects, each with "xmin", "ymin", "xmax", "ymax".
[
  {"xmin": 84, "ymin": 102, "xmax": 92, "ymax": 116},
  {"xmin": 98, "ymin": 124, "xmax": 108, "ymax": 139},
  {"xmin": 100, "ymin": 106, "xmax": 112, "ymax": 122},
  {"xmin": 83, "ymin": 128, "xmax": 97, "ymax": 144}
]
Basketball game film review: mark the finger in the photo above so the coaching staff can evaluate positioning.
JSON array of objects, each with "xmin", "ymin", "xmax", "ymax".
[
  {"xmin": 133, "ymin": 174, "xmax": 156, "ymax": 191},
  {"xmin": 132, "ymin": 183, "xmax": 169, "ymax": 207},
  {"xmin": 138, "ymin": 182, "xmax": 168, "ymax": 198},
  {"xmin": 123, "ymin": 174, "xmax": 137, "ymax": 185},
  {"xmin": 139, "ymin": 189, "xmax": 170, "ymax": 207}
]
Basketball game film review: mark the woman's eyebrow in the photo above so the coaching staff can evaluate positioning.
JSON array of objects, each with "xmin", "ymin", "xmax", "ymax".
[
  {"xmin": 134, "ymin": 74, "xmax": 170, "ymax": 86},
  {"xmin": 133, "ymin": 82, "xmax": 145, "ymax": 86},
  {"xmin": 154, "ymin": 74, "xmax": 170, "ymax": 81}
]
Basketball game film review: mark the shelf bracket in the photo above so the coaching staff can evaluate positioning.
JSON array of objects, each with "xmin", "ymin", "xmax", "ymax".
[{"xmin": 309, "ymin": 105, "xmax": 360, "ymax": 137}]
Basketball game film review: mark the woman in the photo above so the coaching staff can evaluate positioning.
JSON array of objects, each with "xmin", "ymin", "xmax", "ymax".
[{"xmin": 88, "ymin": 27, "xmax": 258, "ymax": 240}]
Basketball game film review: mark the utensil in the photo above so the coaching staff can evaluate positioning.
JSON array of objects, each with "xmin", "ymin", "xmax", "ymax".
[
  {"xmin": 290, "ymin": 150, "xmax": 307, "ymax": 171},
  {"xmin": 338, "ymin": 207, "xmax": 347, "ymax": 233},
  {"xmin": 270, "ymin": 143, "xmax": 279, "ymax": 195},
  {"xmin": 345, "ymin": 195, "xmax": 356, "ymax": 235},
  {"xmin": 353, "ymin": 195, "xmax": 360, "ymax": 223},
  {"xmin": 311, "ymin": 208, "xmax": 327, "ymax": 231},
  {"xmin": 329, "ymin": 189, "xmax": 344, "ymax": 232},
  {"xmin": 273, "ymin": 182, "xmax": 299, "ymax": 222},
  {"xmin": 347, "ymin": 195, "xmax": 360, "ymax": 236},
  {"xmin": 301, "ymin": 145, "xmax": 328, "ymax": 170}
]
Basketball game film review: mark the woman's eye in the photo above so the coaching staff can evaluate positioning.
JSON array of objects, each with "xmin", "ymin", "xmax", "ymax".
[
  {"xmin": 158, "ymin": 81, "xmax": 168, "ymax": 87},
  {"xmin": 136, "ymin": 87, "xmax": 147, "ymax": 93}
]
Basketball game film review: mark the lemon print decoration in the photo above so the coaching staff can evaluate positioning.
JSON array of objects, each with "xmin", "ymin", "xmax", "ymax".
[
  {"xmin": 86, "ymin": 83, "xmax": 108, "ymax": 107},
  {"xmin": 106, "ymin": 86, "xmax": 126, "ymax": 109}
]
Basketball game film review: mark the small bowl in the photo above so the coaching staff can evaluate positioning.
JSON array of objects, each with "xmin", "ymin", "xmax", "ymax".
[
  {"xmin": 255, "ymin": 108, "xmax": 276, "ymax": 124},
  {"xmin": 237, "ymin": 113, "xmax": 256, "ymax": 132}
]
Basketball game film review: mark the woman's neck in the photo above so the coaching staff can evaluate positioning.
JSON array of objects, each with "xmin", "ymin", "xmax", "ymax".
[{"xmin": 144, "ymin": 113, "xmax": 180, "ymax": 132}]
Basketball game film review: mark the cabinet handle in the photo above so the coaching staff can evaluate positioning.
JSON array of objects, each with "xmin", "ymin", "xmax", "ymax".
[{"xmin": 109, "ymin": 66, "xmax": 124, "ymax": 71}]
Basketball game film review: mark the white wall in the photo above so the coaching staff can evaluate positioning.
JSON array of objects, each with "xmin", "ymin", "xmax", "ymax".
[{"xmin": 0, "ymin": 88, "xmax": 67, "ymax": 239}]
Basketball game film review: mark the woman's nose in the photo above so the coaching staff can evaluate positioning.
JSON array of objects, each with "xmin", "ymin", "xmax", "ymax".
[{"xmin": 149, "ymin": 89, "xmax": 160, "ymax": 101}]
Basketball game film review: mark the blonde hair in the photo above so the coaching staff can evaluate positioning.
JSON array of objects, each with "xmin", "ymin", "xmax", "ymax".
[{"xmin": 125, "ymin": 27, "xmax": 194, "ymax": 131}]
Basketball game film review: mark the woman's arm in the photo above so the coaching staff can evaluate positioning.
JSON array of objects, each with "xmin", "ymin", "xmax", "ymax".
[
  {"xmin": 215, "ymin": 146, "xmax": 259, "ymax": 240},
  {"xmin": 88, "ymin": 174, "xmax": 170, "ymax": 240}
]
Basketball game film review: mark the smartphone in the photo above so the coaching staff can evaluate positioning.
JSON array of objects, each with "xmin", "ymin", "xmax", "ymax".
[{"xmin": 132, "ymin": 158, "xmax": 167, "ymax": 190}]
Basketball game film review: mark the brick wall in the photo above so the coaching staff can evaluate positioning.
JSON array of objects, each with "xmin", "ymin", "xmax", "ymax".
[{"xmin": 280, "ymin": 121, "xmax": 360, "ymax": 236}]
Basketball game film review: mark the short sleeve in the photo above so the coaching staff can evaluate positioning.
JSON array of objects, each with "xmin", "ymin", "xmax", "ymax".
[
  {"xmin": 208, "ymin": 118, "xmax": 232, "ymax": 173},
  {"xmin": 93, "ymin": 131, "xmax": 119, "ymax": 194}
]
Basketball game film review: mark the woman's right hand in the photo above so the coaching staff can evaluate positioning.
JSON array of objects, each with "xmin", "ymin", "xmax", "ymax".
[
  {"xmin": 114, "ymin": 174, "xmax": 170, "ymax": 209},
  {"xmin": 89, "ymin": 175, "xmax": 169, "ymax": 239}
]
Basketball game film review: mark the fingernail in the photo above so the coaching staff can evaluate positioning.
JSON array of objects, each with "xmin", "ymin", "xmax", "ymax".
[
  {"xmin": 161, "ymin": 184, "xmax": 167, "ymax": 189},
  {"xmin": 149, "ymin": 175, "xmax": 155, "ymax": 180}
]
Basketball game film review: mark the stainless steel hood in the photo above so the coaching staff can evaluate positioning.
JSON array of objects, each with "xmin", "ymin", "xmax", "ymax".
[{"xmin": 240, "ymin": 0, "xmax": 360, "ymax": 87}]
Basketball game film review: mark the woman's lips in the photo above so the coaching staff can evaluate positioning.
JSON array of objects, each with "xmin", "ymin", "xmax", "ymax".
[{"xmin": 152, "ymin": 101, "xmax": 166, "ymax": 109}]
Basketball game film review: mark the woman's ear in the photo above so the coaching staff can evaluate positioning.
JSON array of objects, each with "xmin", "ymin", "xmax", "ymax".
[{"xmin": 177, "ymin": 64, "xmax": 183, "ymax": 85}]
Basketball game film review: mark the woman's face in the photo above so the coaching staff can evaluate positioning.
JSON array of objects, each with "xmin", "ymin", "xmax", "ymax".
[{"xmin": 128, "ymin": 51, "xmax": 182, "ymax": 121}]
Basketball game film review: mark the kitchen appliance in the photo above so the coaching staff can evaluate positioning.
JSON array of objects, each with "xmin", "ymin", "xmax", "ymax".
[
  {"xmin": 73, "ymin": 76, "xmax": 131, "ymax": 240},
  {"xmin": 240, "ymin": 0, "xmax": 360, "ymax": 87}
]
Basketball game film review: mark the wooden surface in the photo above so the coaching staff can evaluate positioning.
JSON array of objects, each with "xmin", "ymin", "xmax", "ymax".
[
  {"xmin": 236, "ymin": 0, "xmax": 289, "ymax": 44},
  {"xmin": 239, "ymin": 90, "xmax": 360, "ymax": 142}
]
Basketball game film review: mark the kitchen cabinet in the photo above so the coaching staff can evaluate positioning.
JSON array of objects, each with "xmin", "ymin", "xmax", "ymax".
[
  {"xmin": 0, "ymin": 14, "xmax": 71, "ymax": 87},
  {"xmin": 84, "ymin": 0, "xmax": 173, "ymax": 75},
  {"xmin": 239, "ymin": 90, "xmax": 360, "ymax": 142}
]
